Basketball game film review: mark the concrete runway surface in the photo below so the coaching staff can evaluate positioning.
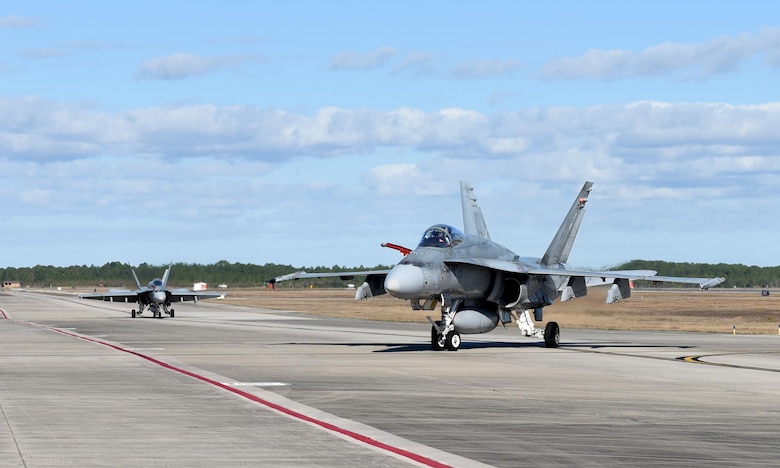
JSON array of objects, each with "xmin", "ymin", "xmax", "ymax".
[{"xmin": 1, "ymin": 290, "xmax": 780, "ymax": 467}]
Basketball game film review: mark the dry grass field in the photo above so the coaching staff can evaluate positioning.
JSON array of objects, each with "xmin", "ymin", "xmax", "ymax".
[{"xmin": 218, "ymin": 287, "xmax": 780, "ymax": 335}]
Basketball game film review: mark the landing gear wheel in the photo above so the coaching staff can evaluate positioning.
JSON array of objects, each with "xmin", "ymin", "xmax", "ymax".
[
  {"xmin": 131, "ymin": 309, "xmax": 136, "ymax": 318},
  {"xmin": 170, "ymin": 309, "xmax": 175, "ymax": 318},
  {"xmin": 445, "ymin": 331, "xmax": 461, "ymax": 351},
  {"xmin": 544, "ymin": 321, "xmax": 560, "ymax": 348},
  {"xmin": 431, "ymin": 321, "xmax": 444, "ymax": 351}
]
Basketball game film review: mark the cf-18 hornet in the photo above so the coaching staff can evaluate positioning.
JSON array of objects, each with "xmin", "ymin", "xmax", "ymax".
[
  {"xmin": 80, "ymin": 265, "xmax": 224, "ymax": 318},
  {"xmin": 271, "ymin": 182, "xmax": 724, "ymax": 351}
]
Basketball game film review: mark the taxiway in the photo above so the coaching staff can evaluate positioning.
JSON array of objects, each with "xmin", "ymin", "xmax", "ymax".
[{"xmin": 1, "ymin": 290, "xmax": 780, "ymax": 467}]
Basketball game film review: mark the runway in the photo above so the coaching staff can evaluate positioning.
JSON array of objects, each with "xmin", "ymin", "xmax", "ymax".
[{"xmin": 2, "ymin": 290, "xmax": 780, "ymax": 467}]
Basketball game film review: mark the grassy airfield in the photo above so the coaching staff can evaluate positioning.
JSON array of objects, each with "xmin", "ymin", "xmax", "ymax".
[{"xmin": 218, "ymin": 287, "xmax": 780, "ymax": 335}]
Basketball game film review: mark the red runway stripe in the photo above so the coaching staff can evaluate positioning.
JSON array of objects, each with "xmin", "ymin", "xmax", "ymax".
[{"xmin": 21, "ymin": 321, "xmax": 451, "ymax": 468}]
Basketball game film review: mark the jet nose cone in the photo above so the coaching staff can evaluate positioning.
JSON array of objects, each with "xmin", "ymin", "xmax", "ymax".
[
  {"xmin": 384, "ymin": 264, "xmax": 425, "ymax": 299},
  {"xmin": 153, "ymin": 291, "xmax": 167, "ymax": 303}
]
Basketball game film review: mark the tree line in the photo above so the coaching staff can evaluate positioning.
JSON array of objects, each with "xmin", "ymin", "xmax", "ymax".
[
  {"xmin": 0, "ymin": 261, "xmax": 391, "ymax": 289},
  {"xmin": 1, "ymin": 259, "xmax": 778, "ymax": 289}
]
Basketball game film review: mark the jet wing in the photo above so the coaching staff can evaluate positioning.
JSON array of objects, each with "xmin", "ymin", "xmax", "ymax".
[
  {"xmin": 269, "ymin": 269, "xmax": 393, "ymax": 300},
  {"xmin": 168, "ymin": 289, "xmax": 225, "ymax": 302},
  {"xmin": 269, "ymin": 270, "xmax": 392, "ymax": 283},
  {"xmin": 79, "ymin": 289, "xmax": 140, "ymax": 302},
  {"xmin": 445, "ymin": 258, "xmax": 724, "ymax": 290},
  {"xmin": 527, "ymin": 267, "xmax": 725, "ymax": 289}
]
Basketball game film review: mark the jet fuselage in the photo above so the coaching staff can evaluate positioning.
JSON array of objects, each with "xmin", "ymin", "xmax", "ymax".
[
  {"xmin": 384, "ymin": 224, "xmax": 560, "ymax": 315},
  {"xmin": 138, "ymin": 278, "xmax": 171, "ymax": 305}
]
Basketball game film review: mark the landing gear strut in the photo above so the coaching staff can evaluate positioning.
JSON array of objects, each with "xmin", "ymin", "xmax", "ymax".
[
  {"xmin": 132, "ymin": 304, "xmax": 147, "ymax": 318},
  {"xmin": 431, "ymin": 321, "xmax": 445, "ymax": 351},
  {"xmin": 130, "ymin": 303, "xmax": 174, "ymax": 319},
  {"xmin": 428, "ymin": 295, "xmax": 462, "ymax": 351},
  {"xmin": 517, "ymin": 309, "xmax": 560, "ymax": 348}
]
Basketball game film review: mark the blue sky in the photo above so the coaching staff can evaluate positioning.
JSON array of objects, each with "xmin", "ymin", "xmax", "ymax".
[{"xmin": 1, "ymin": 1, "xmax": 779, "ymax": 270}]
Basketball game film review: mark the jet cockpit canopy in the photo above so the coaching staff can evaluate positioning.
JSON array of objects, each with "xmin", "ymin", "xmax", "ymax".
[{"xmin": 418, "ymin": 224, "xmax": 464, "ymax": 248}]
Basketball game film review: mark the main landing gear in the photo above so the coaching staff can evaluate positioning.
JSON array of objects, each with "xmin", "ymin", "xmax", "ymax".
[
  {"xmin": 130, "ymin": 304, "xmax": 175, "ymax": 319},
  {"xmin": 543, "ymin": 321, "xmax": 560, "ymax": 348},
  {"xmin": 517, "ymin": 309, "xmax": 559, "ymax": 348},
  {"xmin": 428, "ymin": 299, "xmax": 560, "ymax": 351}
]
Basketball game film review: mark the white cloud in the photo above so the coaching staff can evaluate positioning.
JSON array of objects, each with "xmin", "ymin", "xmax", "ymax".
[
  {"xmin": 393, "ymin": 51, "xmax": 435, "ymax": 76},
  {"xmin": 330, "ymin": 47, "xmax": 397, "ymax": 70},
  {"xmin": 330, "ymin": 48, "xmax": 525, "ymax": 81},
  {"xmin": 3, "ymin": 97, "xmax": 780, "ymax": 194},
  {"xmin": 363, "ymin": 163, "xmax": 451, "ymax": 196},
  {"xmin": 449, "ymin": 59, "xmax": 524, "ymax": 79},
  {"xmin": 135, "ymin": 53, "xmax": 263, "ymax": 80},
  {"xmin": 4, "ymin": 97, "xmax": 780, "ymax": 267},
  {"xmin": 0, "ymin": 98, "xmax": 780, "ymax": 178},
  {"xmin": 540, "ymin": 28, "xmax": 780, "ymax": 80},
  {"xmin": 0, "ymin": 16, "xmax": 37, "ymax": 28},
  {"xmin": 17, "ymin": 48, "xmax": 68, "ymax": 59}
]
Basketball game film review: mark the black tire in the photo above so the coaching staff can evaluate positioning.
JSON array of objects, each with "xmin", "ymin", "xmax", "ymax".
[
  {"xmin": 544, "ymin": 321, "xmax": 560, "ymax": 348},
  {"xmin": 131, "ymin": 310, "xmax": 136, "ymax": 318},
  {"xmin": 431, "ymin": 322, "xmax": 444, "ymax": 351},
  {"xmin": 445, "ymin": 331, "xmax": 461, "ymax": 351},
  {"xmin": 170, "ymin": 309, "xmax": 175, "ymax": 318}
]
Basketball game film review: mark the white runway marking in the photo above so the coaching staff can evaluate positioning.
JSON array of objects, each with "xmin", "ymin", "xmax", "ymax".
[{"xmin": 224, "ymin": 382, "xmax": 289, "ymax": 387}]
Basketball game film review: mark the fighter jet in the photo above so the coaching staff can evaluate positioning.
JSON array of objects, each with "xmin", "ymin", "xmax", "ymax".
[
  {"xmin": 80, "ymin": 265, "xmax": 224, "ymax": 318},
  {"xmin": 272, "ymin": 181, "xmax": 724, "ymax": 351}
]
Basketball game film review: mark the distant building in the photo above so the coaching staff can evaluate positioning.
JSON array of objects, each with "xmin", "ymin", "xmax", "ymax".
[
  {"xmin": 2, "ymin": 281, "xmax": 21, "ymax": 289},
  {"xmin": 193, "ymin": 282, "xmax": 208, "ymax": 291}
]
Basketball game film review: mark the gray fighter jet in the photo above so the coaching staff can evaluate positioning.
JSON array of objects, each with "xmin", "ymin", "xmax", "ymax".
[
  {"xmin": 80, "ymin": 265, "xmax": 224, "ymax": 318},
  {"xmin": 272, "ymin": 181, "xmax": 724, "ymax": 350}
]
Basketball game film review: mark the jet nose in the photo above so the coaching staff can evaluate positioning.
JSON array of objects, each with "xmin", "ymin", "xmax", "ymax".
[
  {"xmin": 153, "ymin": 291, "xmax": 167, "ymax": 303},
  {"xmin": 384, "ymin": 264, "xmax": 425, "ymax": 299}
]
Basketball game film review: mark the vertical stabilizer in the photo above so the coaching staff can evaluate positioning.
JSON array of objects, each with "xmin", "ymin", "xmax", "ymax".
[
  {"xmin": 161, "ymin": 264, "xmax": 171, "ymax": 288},
  {"xmin": 460, "ymin": 181, "xmax": 490, "ymax": 239},
  {"xmin": 131, "ymin": 269, "xmax": 142, "ymax": 290},
  {"xmin": 540, "ymin": 182, "xmax": 593, "ymax": 267}
]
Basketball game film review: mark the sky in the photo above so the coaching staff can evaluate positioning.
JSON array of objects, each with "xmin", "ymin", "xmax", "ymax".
[{"xmin": 1, "ymin": 1, "xmax": 780, "ymax": 270}]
